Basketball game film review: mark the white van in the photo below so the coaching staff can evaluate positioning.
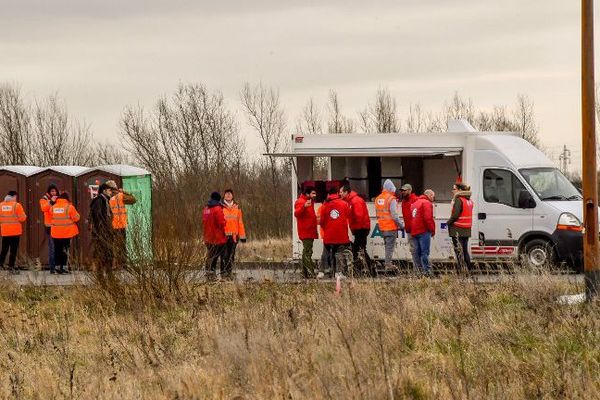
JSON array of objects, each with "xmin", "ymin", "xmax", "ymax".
[{"xmin": 271, "ymin": 120, "xmax": 585, "ymax": 270}]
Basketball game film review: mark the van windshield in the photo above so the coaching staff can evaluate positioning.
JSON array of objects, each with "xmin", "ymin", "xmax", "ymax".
[{"xmin": 519, "ymin": 168, "xmax": 582, "ymax": 201}]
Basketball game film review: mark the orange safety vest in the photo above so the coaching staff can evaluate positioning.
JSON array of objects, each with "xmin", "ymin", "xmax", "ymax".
[
  {"xmin": 110, "ymin": 192, "xmax": 128, "ymax": 230},
  {"xmin": 0, "ymin": 201, "xmax": 26, "ymax": 237},
  {"xmin": 375, "ymin": 191, "xmax": 397, "ymax": 232},
  {"xmin": 223, "ymin": 203, "xmax": 246, "ymax": 241},
  {"xmin": 50, "ymin": 200, "xmax": 80, "ymax": 239},
  {"xmin": 453, "ymin": 197, "xmax": 473, "ymax": 229},
  {"xmin": 40, "ymin": 196, "xmax": 53, "ymax": 227}
]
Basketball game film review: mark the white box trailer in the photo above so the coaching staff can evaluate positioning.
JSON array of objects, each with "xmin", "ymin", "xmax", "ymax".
[{"xmin": 270, "ymin": 120, "xmax": 586, "ymax": 269}]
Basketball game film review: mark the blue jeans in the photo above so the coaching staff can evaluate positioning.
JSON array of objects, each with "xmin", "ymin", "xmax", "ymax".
[
  {"xmin": 45, "ymin": 227, "xmax": 55, "ymax": 271},
  {"xmin": 414, "ymin": 232, "xmax": 432, "ymax": 274}
]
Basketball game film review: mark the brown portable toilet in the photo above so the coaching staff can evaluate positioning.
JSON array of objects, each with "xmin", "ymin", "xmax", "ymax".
[
  {"xmin": 28, "ymin": 166, "xmax": 90, "ymax": 267},
  {"xmin": 0, "ymin": 166, "xmax": 43, "ymax": 265},
  {"xmin": 75, "ymin": 168, "xmax": 123, "ymax": 267}
]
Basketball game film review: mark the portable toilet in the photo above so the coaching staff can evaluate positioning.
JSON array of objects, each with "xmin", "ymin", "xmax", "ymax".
[
  {"xmin": 28, "ymin": 166, "xmax": 90, "ymax": 267},
  {"xmin": 76, "ymin": 165, "xmax": 152, "ymax": 266},
  {"xmin": 0, "ymin": 166, "xmax": 43, "ymax": 265}
]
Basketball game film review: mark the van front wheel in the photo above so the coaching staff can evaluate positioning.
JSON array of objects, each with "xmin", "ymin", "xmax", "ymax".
[{"xmin": 521, "ymin": 239, "xmax": 555, "ymax": 269}]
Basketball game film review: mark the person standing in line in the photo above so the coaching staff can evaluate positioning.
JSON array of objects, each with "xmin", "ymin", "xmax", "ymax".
[
  {"xmin": 40, "ymin": 184, "xmax": 59, "ymax": 272},
  {"xmin": 50, "ymin": 192, "xmax": 80, "ymax": 274},
  {"xmin": 0, "ymin": 191, "xmax": 27, "ymax": 274},
  {"xmin": 447, "ymin": 182, "xmax": 474, "ymax": 273},
  {"xmin": 339, "ymin": 184, "xmax": 373, "ymax": 276},
  {"xmin": 375, "ymin": 179, "xmax": 403, "ymax": 269},
  {"xmin": 106, "ymin": 180, "xmax": 137, "ymax": 269},
  {"xmin": 410, "ymin": 189, "xmax": 436, "ymax": 276},
  {"xmin": 399, "ymin": 183, "xmax": 420, "ymax": 270},
  {"xmin": 319, "ymin": 187, "xmax": 353, "ymax": 277},
  {"xmin": 221, "ymin": 189, "xmax": 246, "ymax": 279},
  {"xmin": 89, "ymin": 183, "xmax": 114, "ymax": 280},
  {"xmin": 203, "ymin": 192, "xmax": 227, "ymax": 280},
  {"xmin": 294, "ymin": 186, "xmax": 318, "ymax": 278}
]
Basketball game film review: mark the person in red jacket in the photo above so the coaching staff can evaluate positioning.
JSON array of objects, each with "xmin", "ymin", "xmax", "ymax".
[
  {"xmin": 294, "ymin": 186, "xmax": 318, "ymax": 278},
  {"xmin": 410, "ymin": 189, "xmax": 436, "ymax": 275},
  {"xmin": 339, "ymin": 184, "xmax": 373, "ymax": 276},
  {"xmin": 203, "ymin": 192, "xmax": 227, "ymax": 280},
  {"xmin": 399, "ymin": 183, "xmax": 420, "ymax": 269},
  {"xmin": 320, "ymin": 187, "xmax": 353, "ymax": 277}
]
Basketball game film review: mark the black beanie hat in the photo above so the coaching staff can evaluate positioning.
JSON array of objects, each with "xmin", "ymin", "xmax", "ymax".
[{"xmin": 210, "ymin": 192, "xmax": 221, "ymax": 201}]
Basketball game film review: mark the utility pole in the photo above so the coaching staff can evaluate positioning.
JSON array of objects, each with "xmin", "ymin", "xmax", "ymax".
[
  {"xmin": 559, "ymin": 145, "xmax": 572, "ymax": 174},
  {"xmin": 582, "ymin": 0, "xmax": 599, "ymax": 300}
]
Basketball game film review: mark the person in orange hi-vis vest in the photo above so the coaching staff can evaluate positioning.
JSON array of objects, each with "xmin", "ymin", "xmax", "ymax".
[
  {"xmin": 105, "ymin": 180, "xmax": 136, "ymax": 269},
  {"xmin": 221, "ymin": 189, "xmax": 246, "ymax": 279},
  {"xmin": 39, "ymin": 184, "xmax": 59, "ymax": 272},
  {"xmin": 50, "ymin": 192, "xmax": 80, "ymax": 274},
  {"xmin": 375, "ymin": 179, "xmax": 403, "ymax": 268},
  {"xmin": 0, "ymin": 191, "xmax": 27, "ymax": 274},
  {"xmin": 447, "ymin": 182, "xmax": 474, "ymax": 272}
]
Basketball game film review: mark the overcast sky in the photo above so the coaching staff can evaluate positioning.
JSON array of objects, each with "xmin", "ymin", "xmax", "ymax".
[{"xmin": 0, "ymin": 0, "xmax": 592, "ymax": 168}]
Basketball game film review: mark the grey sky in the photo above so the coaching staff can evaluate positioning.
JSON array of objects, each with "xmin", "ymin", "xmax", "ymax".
[{"xmin": 0, "ymin": 0, "xmax": 589, "ymax": 167}]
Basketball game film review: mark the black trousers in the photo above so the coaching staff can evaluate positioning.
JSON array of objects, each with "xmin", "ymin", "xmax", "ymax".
[
  {"xmin": 221, "ymin": 237, "xmax": 237, "ymax": 276},
  {"xmin": 0, "ymin": 235, "xmax": 20, "ymax": 269},
  {"xmin": 206, "ymin": 243, "xmax": 225, "ymax": 273},
  {"xmin": 54, "ymin": 238, "xmax": 71, "ymax": 269},
  {"xmin": 451, "ymin": 236, "xmax": 472, "ymax": 271},
  {"xmin": 113, "ymin": 229, "xmax": 127, "ymax": 268},
  {"xmin": 351, "ymin": 229, "xmax": 372, "ymax": 275}
]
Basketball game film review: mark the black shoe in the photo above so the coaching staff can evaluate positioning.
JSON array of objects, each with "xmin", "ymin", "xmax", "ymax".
[
  {"xmin": 50, "ymin": 269, "xmax": 56, "ymax": 274},
  {"xmin": 62, "ymin": 269, "xmax": 71, "ymax": 274},
  {"xmin": 57, "ymin": 268, "xmax": 65, "ymax": 275},
  {"xmin": 9, "ymin": 269, "xmax": 20, "ymax": 275}
]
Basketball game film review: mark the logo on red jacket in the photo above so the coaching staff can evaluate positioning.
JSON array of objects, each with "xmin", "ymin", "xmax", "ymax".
[
  {"xmin": 329, "ymin": 209, "xmax": 340, "ymax": 219},
  {"xmin": 412, "ymin": 209, "xmax": 418, "ymax": 218}
]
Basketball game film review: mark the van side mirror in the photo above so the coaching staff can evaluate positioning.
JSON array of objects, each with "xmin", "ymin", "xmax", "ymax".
[{"xmin": 518, "ymin": 190, "xmax": 536, "ymax": 209}]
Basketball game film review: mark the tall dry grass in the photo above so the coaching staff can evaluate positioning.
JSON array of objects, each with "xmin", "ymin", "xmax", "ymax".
[{"xmin": 0, "ymin": 272, "xmax": 598, "ymax": 399}]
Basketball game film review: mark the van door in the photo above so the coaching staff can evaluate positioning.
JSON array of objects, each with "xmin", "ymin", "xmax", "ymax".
[{"xmin": 475, "ymin": 168, "xmax": 534, "ymax": 258}]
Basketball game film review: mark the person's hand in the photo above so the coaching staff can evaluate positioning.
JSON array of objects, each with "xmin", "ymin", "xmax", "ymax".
[
  {"xmin": 304, "ymin": 199, "xmax": 312, "ymax": 207},
  {"xmin": 51, "ymin": 196, "xmax": 58, "ymax": 202},
  {"xmin": 240, "ymin": 238, "xmax": 247, "ymax": 243}
]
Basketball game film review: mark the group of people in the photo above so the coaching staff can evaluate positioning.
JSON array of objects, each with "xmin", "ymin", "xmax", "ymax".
[
  {"xmin": 0, "ymin": 180, "xmax": 136, "ymax": 275},
  {"xmin": 295, "ymin": 179, "xmax": 474, "ymax": 278},
  {"xmin": 202, "ymin": 189, "xmax": 246, "ymax": 280}
]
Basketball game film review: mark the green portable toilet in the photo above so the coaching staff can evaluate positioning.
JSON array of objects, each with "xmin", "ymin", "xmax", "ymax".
[{"xmin": 76, "ymin": 164, "xmax": 152, "ymax": 264}]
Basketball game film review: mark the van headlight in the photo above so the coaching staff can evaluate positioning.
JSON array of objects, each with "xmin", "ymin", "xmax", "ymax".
[{"xmin": 557, "ymin": 213, "xmax": 583, "ymax": 232}]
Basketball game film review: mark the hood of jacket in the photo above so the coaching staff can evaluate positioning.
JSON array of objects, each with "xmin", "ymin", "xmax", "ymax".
[
  {"xmin": 454, "ymin": 190, "xmax": 472, "ymax": 200},
  {"xmin": 383, "ymin": 179, "xmax": 396, "ymax": 193},
  {"xmin": 207, "ymin": 199, "xmax": 221, "ymax": 208},
  {"xmin": 326, "ymin": 193, "xmax": 341, "ymax": 202}
]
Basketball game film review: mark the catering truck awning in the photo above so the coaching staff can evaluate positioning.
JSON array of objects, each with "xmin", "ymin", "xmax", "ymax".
[{"xmin": 264, "ymin": 147, "xmax": 462, "ymax": 157}]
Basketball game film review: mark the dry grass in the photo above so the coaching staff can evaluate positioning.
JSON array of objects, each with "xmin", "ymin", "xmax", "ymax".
[
  {"xmin": 236, "ymin": 238, "xmax": 291, "ymax": 262},
  {"xmin": 0, "ymin": 274, "xmax": 599, "ymax": 399}
]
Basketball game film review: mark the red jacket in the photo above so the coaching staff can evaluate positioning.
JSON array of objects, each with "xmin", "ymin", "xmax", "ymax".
[
  {"xmin": 410, "ymin": 195, "xmax": 435, "ymax": 237},
  {"xmin": 203, "ymin": 201, "xmax": 227, "ymax": 245},
  {"xmin": 319, "ymin": 194, "xmax": 350, "ymax": 245},
  {"xmin": 294, "ymin": 194, "xmax": 318, "ymax": 240},
  {"xmin": 401, "ymin": 193, "xmax": 418, "ymax": 233},
  {"xmin": 345, "ymin": 191, "xmax": 370, "ymax": 231}
]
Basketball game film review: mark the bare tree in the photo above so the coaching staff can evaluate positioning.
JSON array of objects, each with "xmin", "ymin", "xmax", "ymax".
[
  {"xmin": 29, "ymin": 94, "xmax": 94, "ymax": 166},
  {"xmin": 512, "ymin": 94, "xmax": 539, "ymax": 147},
  {"xmin": 444, "ymin": 92, "xmax": 476, "ymax": 125},
  {"xmin": 327, "ymin": 90, "xmax": 354, "ymax": 133},
  {"xmin": 370, "ymin": 88, "xmax": 399, "ymax": 133},
  {"xmin": 406, "ymin": 103, "xmax": 426, "ymax": 133},
  {"xmin": 295, "ymin": 98, "xmax": 323, "ymax": 135},
  {"xmin": 121, "ymin": 83, "xmax": 242, "ymax": 184},
  {"xmin": 0, "ymin": 83, "xmax": 30, "ymax": 165},
  {"xmin": 359, "ymin": 88, "xmax": 399, "ymax": 133}
]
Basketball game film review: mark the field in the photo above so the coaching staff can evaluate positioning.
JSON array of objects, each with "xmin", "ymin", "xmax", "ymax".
[{"xmin": 0, "ymin": 273, "xmax": 598, "ymax": 399}]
